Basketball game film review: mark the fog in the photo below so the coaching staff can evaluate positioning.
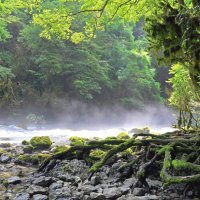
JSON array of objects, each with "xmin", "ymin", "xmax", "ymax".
[
  {"xmin": 0, "ymin": 100, "xmax": 176, "ymax": 131},
  {"xmin": 0, "ymin": 101, "xmax": 176, "ymax": 143},
  {"xmin": 45, "ymin": 100, "xmax": 176, "ymax": 131}
]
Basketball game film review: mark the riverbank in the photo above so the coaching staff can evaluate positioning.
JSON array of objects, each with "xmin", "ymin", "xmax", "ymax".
[{"xmin": 0, "ymin": 132, "xmax": 199, "ymax": 200}]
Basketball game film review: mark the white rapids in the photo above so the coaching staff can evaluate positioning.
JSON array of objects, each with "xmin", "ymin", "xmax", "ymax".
[{"xmin": 0, "ymin": 124, "xmax": 175, "ymax": 144}]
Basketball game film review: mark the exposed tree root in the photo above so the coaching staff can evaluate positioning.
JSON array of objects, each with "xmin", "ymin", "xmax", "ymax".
[{"xmin": 39, "ymin": 130, "xmax": 200, "ymax": 190}]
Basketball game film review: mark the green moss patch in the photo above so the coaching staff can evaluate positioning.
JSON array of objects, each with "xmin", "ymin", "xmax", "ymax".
[{"xmin": 30, "ymin": 136, "xmax": 52, "ymax": 150}]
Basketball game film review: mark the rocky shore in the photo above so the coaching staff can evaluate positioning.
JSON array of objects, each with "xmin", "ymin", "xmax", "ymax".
[{"xmin": 0, "ymin": 135, "xmax": 199, "ymax": 200}]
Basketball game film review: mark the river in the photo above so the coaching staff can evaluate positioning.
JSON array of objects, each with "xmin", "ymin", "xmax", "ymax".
[{"xmin": 0, "ymin": 124, "xmax": 175, "ymax": 144}]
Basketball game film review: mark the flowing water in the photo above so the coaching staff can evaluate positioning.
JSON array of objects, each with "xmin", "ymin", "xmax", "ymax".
[{"xmin": 0, "ymin": 124, "xmax": 175, "ymax": 144}]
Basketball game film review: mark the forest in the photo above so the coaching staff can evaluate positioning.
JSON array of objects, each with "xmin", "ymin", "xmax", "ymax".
[{"xmin": 0, "ymin": 0, "xmax": 200, "ymax": 199}]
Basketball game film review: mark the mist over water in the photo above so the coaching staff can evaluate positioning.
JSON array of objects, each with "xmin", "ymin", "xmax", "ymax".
[
  {"xmin": 0, "ymin": 102, "xmax": 176, "ymax": 144},
  {"xmin": 50, "ymin": 101, "xmax": 175, "ymax": 130}
]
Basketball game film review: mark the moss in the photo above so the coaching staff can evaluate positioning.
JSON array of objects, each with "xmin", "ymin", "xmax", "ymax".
[
  {"xmin": 172, "ymin": 159, "xmax": 200, "ymax": 173},
  {"xmin": 23, "ymin": 145, "xmax": 34, "ymax": 153},
  {"xmin": 105, "ymin": 136, "xmax": 117, "ymax": 140},
  {"xmin": 53, "ymin": 145, "xmax": 70, "ymax": 153},
  {"xmin": 69, "ymin": 136, "xmax": 86, "ymax": 146},
  {"xmin": 89, "ymin": 149, "xmax": 106, "ymax": 159},
  {"xmin": 17, "ymin": 154, "xmax": 31, "ymax": 163},
  {"xmin": 121, "ymin": 148, "xmax": 135, "ymax": 157},
  {"xmin": 0, "ymin": 148, "xmax": 6, "ymax": 156},
  {"xmin": 30, "ymin": 136, "xmax": 52, "ymax": 150},
  {"xmin": 22, "ymin": 140, "xmax": 30, "ymax": 145},
  {"xmin": 117, "ymin": 132, "xmax": 130, "ymax": 140},
  {"xmin": 2, "ymin": 180, "xmax": 8, "ymax": 187},
  {"xmin": 18, "ymin": 153, "xmax": 51, "ymax": 165},
  {"xmin": 32, "ymin": 153, "xmax": 51, "ymax": 165}
]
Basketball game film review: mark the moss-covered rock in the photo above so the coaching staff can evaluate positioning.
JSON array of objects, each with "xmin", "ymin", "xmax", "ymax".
[
  {"xmin": 0, "ymin": 148, "xmax": 6, "ymax": 156},
  {"xmin": 89, "ymin": 149, "xmax": 106, "ymax": 159},
  {"xmin": 17, "ymin": 153, "xmax": 51, "ymax": 165},
  {"xmin": 23, "ymin": 145, "xmax": 34, "ymax": 154},
  {"xmin": 30, "ymin": 136, "xmax": 52, "ymax": 150},
  {"xmin": 69, "ymin": 136, "xmax": 86, "ymax": 146},
  {"xmin": 53, "ymin": 145, "xmax": 70, "ymax": 153},
  {"xmin": 117, "ymin": 132, "xmax": 130, "ymax": 140},
  {"xmin": 105, "ymin": 136, "xmax": 117, "ymax": 140}
]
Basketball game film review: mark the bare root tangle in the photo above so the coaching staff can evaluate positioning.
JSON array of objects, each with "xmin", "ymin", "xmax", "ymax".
[{"xmin": 38, "ymin": 130, "xmax": 200, "ymax": 189}]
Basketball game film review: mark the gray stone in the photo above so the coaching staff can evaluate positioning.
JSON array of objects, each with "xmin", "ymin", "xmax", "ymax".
[
  {"xmin": 33, "ymin": 176, "xmax": 53, "ymax": 187},
  {"xmin": 81, "ymin": 185, "xmax": 97, "ymax": 195},
  {"xmin": 49, "ymin": 181, "xmax": 63, "ymax": 190},
  {"xmin": 132, "ymin": 188, "xmax": 146, "ymax": 196},
  {"xmin": 103, "ymin": 187, "xmax": 123, "ymax": 199},
  {"xmin": 123, "ymin": 177, "xmax": 137, "ymax": 188},
  {"xmin": 49, "ymin": 187, "xmax": 71, "ymax": 199},
  {"xmin": 126, "ymin": 194, "xmax": 159, "ymax": 200},
  {"xmin": 90, "ymin": 176, "xmax": 101, "ymax": 186},
  {"xmin": 14, "ymin": 193, "xmax": 30, "ymax": 200},
  {"xmin": 32, "ymin": 194, "xmax": 48, "ymax": 200},
  {"xmin": 169, "ymin": 193, "xmax": 180, "ymax": 198},
  {"xmin": 0, "ymin": 154, "xmax": 11, "ymax": 163},
  {"xmin": 146, "ymin": 179, "xmax": 162, "ymax": 189},
  {"xmin": 90, "ymin": 192, "xmax": 106, "ymax": 200},
  {"xmin": 117, "ymin": 196, "xmax": 126, "ymax": 200},
  {"xmin": 27, "ymin": 185, "xmax": 48, "ymax": 196},
  {"xmin": 119, "ymin": 186, "xmax": 130, "ymax": 194},
  {"xmin": 8, "ymin": 176, "xmax": 21, "ymax": 184}
]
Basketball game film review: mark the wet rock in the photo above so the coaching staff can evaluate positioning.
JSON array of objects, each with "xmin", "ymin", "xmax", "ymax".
[
  {"xmin": 32, "ymin": 194, "xmax": 48, "ymax": 200},
  {"xmin": 8, "ymin": 176, "xmax": 21, "ymax": 185},
  {"xmin": 14, "ymin": 193, "xmax": 30, "ymax": 200},
  {"xmin": 33, "ymin": 176, "xmax": 54, "ymax": 187},
  {"xmin": 0, "ymin": 154, "xmax": 11, "ymax": 163}
]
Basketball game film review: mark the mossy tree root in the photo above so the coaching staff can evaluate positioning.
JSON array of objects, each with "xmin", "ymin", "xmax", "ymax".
[
  {"xmin": 38, "ymin": 130, "xmax": 200, "ymax": 189},
  {"xmin": 161, "ymin": 147, "xmax": 200, "ymax": 186}
]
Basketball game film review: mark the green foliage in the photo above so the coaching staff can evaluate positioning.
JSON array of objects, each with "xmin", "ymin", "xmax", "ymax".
[
  {"xmin": 0, "ymin": 0, "xmax": 167, "ymax": 110},
  {"xmin": 168, "ymin": 63, "xmax": 199, "ymax": 129},
  {"xmin": 30, "ymin": 136, "xmax": 52, "ymax": 150}
]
